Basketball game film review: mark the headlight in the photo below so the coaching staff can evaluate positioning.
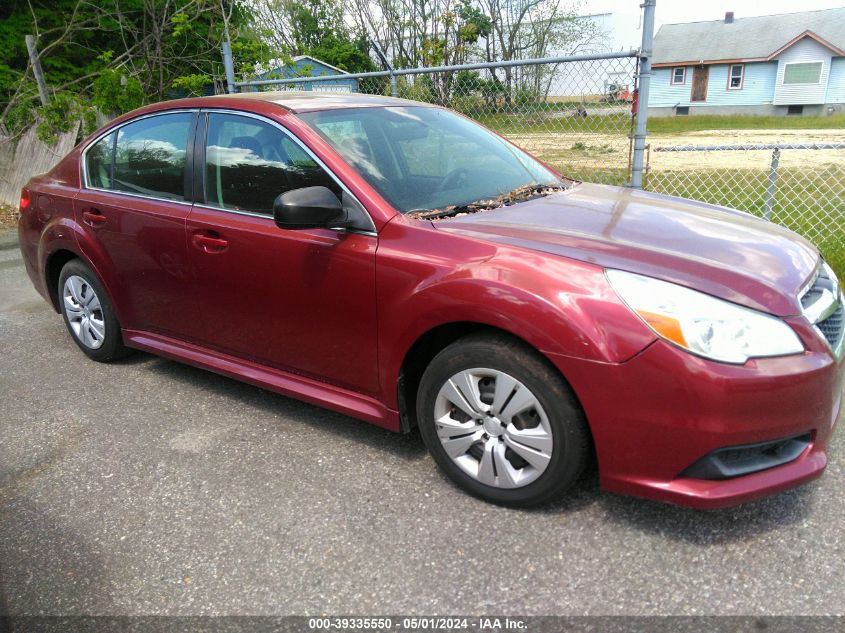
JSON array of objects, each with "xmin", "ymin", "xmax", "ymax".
[{"xmin": 606, "ymin": 269, "xmax": 804, "ymax": 364}]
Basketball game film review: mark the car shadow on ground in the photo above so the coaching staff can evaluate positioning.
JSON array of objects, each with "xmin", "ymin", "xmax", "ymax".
[
  {"xmin": 598, "ymin": 483, "xmax": 816, "ymax": 545},
  {"xmin": 124, "ymin": 349, "xmax": 818, "ymax": 542},
  {"xmin": 128, "ymin": 351, "xmax": 429, "ymax": 463},
  {"xmin": 126, "ymin": 349, "xmax": 607, "ymax": 510}
]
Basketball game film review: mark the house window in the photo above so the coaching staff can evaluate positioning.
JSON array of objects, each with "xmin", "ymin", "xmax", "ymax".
[
  {"xmin": 675, "ymin": 106, "xmax": 690, "ymax": 116},
  {"xmin": 787, "ymin": 105, "xmax": 804, "ymax": 116},
  {"xmin": 783, "ymin": 62, "xmax": 823, "ymax": 85},
  {"xmin": 671, "ymin": 67, "xmax": 686, "ymax": 85},
  {"xmin": 728, "ymin": 64, "xmax": 744, "ymax": 89}
]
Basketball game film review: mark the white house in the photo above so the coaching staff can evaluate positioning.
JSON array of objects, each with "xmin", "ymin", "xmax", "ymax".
[{"xmin": 648, "ymin": 8, "xmax": 845, "ymax": 116}]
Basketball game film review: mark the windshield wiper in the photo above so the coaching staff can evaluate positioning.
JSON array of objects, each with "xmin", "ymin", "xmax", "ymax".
[{"xmin": 407, "ymin": 182, "xmax": 569, "ymax": 221}]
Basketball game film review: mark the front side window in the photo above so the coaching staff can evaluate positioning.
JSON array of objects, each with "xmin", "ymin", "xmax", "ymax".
[
  {"xmin": 204, "ymin": 113, "xmax": 340, "ymax": 215},
  {"xmin": 671, "ymin": 67, "xmax": 686, "ymax": 85},
  {"xmin": 85, "ymin": 132, "xmax": 115, "ymax": 189},
  {"xmin": 113, "ymin": 113, "xmax": 192, "ymax": 200},
  {"xmin": 299, "ymin": 106, "xmax": 561, "ymax": 213},
  {"xmin": 728, "ymin": 64, "xmax": 744, "ymax": 89},
  {"xmin": 783, "ymin": 61, "xmax": 823, "ymax": 85}
]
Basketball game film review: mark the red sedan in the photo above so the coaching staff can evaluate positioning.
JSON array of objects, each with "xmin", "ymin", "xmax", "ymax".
[{"xmin": 17, "ymin": 92, "xmax": 843, "ymax": 508}]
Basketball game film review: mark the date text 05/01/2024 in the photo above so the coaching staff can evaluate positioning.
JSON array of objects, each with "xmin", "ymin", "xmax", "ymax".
[{"xmin": 307, "ymin": 617, "xmax": 528, "ymax": 630}]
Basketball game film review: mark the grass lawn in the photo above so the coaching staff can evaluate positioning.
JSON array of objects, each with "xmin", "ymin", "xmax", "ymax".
[
  {"xmin": 475, "ymin": 111, "xmax": 633, "ymax": 136},
  {"xmin": 647, "ymin": 113, "xmax": 845, "ymax": 135},
  {"xmin": 474, "ymin": 110, "xmax": 845, "ymax": 137}
]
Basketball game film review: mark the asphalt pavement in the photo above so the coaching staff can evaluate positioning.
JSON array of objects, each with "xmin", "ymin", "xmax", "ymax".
[{"xmin": 1, "ymin": 228, "xmax": 843, "ymax": 616}]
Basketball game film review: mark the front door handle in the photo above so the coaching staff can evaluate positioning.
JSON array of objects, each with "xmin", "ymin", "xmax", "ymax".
[
  {"xmin": 82, "ymin": 208, "xmax": 107, "ymax": 227},
  {"xmin": 192, "ymin": 232, "xmax": 229, "ymax": 253}
]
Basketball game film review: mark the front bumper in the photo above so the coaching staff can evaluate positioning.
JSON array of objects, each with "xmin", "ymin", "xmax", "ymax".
[{"xmin": 549, "ymin": 327, "xmax": 842, "ymax": 509}]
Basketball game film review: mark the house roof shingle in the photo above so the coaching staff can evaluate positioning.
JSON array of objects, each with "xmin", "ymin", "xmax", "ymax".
[{"xmin": 652, "ymin": 7, "xmax": 845, "ymax": 65}]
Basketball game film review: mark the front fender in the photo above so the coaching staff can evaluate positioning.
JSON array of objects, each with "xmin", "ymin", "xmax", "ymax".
[{"xmin": 376, "ymin": 219, "xmax": 656, "ymax": 408}]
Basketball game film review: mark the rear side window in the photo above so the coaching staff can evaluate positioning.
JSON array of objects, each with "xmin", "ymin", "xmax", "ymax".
[
  {"xmin": 85, "ymin": 132, "xmax": 115, "ymax": 189},
  {"xmin": 204, "ymin": 113, "xmax": 340, "ymax": 215},
  {"xmin": 113, "ymin": 113, "xmax": 192, "ymax": 201}
]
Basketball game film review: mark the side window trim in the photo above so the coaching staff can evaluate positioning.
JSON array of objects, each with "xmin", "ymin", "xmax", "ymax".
[
  {"xmin": 197, "ymin": 108, "xmax": 376, "ymax": 233},
  {"xmin": 110, "ymin": 132, "xmax": 117, "ymax": 186},
  {"xmin": 80, "ymin": 109, "xmax": 198, "ymax": 207},
  {"xmin": 191, "ymin": 112, "xmax": 208, "ymax": 206},
  {"xmin": 82, "ymin": 130, "xmax": 117, "ymax": 190},
  {"xmin": 183, "ymin": 112, "xmax": 200, "ymax": 204}
]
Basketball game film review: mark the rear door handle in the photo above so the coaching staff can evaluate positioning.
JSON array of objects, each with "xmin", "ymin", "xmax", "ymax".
[
  {"xmin": 192, "ymin": 232, "xmax": 229, "ymax": 253},
  {"xmin": 82, "ymin": 208, "xmax": 107, "ymax": 227}
]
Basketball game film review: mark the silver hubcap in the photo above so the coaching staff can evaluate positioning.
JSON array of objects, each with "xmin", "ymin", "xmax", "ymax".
[
  {"xmin": 63, "ymin": 275, "xmax": 105, "ymax": 349},
  {"xmin": 434, "ymin": 368, "xmax": 554, "ymax": 489}
]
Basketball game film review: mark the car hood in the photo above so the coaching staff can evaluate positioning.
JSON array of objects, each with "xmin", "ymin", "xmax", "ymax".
[{"xmin": 433, "ymin": 183, "xmax": 819, "ymax": 316}]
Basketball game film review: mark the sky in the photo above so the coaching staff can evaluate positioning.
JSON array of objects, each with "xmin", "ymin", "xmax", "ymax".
[{"xmin": 583, "ymin": 0, "xmax": 845, "ymax": 27}]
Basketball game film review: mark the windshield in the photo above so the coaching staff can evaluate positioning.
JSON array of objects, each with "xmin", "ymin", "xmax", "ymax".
[{"xmin": 297, "ymin": 106, "xmax": 564, "ymax": 214}]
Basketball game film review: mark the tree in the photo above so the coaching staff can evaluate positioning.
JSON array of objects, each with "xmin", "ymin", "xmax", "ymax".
[
  {"xmin": 0, "ymin": 0, "xmax": 262, "ymax": 139},
  {"xmin": 340, "ymin": 0, "xmax": 493, "ymax": 104},
  {"xmin": 345, "ymin": 0, "xmax": 488, "ymax": 69},
  {"xmin": 250, "ymin": 0, "xmax": 376, "ymax": 74},
  {"xmin": 479, "ymin": 0, "xmax": 597, "ymax": 101}
]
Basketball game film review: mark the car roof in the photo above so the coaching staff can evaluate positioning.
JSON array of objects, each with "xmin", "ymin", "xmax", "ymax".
[
  {"xmin": 88, "ymin": 91, "xmax": 441, "ymax": 150},
  {"xmin": 171, "ymin": 91, "xmax": 434, "ymax": 113}
]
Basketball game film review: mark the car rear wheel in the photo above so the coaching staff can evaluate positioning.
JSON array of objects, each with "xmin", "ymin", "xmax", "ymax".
[
  {"xmin": 417, "ymin": 333, "xmax": 590, "ymax": 507},
  {"xmin": 58, "ymin": 259, "xmax": 130, "ymax": 362}
]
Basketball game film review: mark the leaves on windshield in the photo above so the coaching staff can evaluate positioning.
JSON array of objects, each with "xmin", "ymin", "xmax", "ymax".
[{"xmin": 407, "ymin": 183, "xmax": 570, "ymax": 221}]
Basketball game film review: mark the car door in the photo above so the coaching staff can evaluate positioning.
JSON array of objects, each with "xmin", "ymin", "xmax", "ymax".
[
  {"xmin": 74, "ymin": 110, "xmax": 202, "ymax": 340},
  {"xmin": 185, "ymin": 110, "xmax": 380, "ymax": 395}
]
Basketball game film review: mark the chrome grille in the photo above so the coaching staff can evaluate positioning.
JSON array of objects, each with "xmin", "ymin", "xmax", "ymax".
[
  {"xmin": 818, "ymin": 302, "xmax": 844, "ymax": 349},
  {"xmin": 800, "ymin": 283, "xmax": 826, "ymax": 310},
  {"xmin": 800, "ymin": 261, "xmax": 843, "ymax": 359}
]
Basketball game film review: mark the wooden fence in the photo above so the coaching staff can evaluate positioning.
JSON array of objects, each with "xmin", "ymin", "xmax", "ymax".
[{"xmin": 0, "ymin": 123, "xmax": 80, "ymax": 207}]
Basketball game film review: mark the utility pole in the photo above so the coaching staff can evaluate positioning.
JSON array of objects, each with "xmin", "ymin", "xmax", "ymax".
[
  {"xmin": 25, "ymin": 35, "xmax": 50, "ymax": 106},
  {"xmin": 222, "ymin": 40, "xmax": 236, "ymax": 94},
  {"xmin": 371, "ymin": 40, "xmax": 397, "ymax": 97},
  {"xmin": 220, "ymin": 0, "xmax": 236, "ymax": 94}
]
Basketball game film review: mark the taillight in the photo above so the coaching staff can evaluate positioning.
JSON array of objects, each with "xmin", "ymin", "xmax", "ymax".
[{"xmin": 20, "ymin": 188, "xmax": 31, "ymax": 212}]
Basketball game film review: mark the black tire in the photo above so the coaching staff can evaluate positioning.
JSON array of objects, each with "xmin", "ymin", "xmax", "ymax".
[
  {"xmin": 417, "ymin": 333, "xmax": 590, "ymax": 507},
  {"xmin": 58, "ymin": 259, "xmax": 131, "ymax": 362}
]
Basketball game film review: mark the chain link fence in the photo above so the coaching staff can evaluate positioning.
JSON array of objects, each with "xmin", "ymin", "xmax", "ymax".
[
  {"xmin": 237, "ymin": 53, "xmax": 640, "ymax": 187},
  {"xmin": 230, "ymin": 46, "xmax": 844, "ymax": 274},
  {"xmin": 645, "ymin": 141, "xmax": 845, "ymax": 273}
]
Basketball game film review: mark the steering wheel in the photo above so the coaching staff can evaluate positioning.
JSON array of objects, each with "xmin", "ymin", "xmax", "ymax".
[{"xmin": 436, "ymin": 167, "xmax": 470, "ymax": 193}]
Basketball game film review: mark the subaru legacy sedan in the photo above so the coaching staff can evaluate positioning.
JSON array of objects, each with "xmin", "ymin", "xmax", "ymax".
[{"xmin": 18, "ymin": 92, "xmax": 842, "ymax": 508}]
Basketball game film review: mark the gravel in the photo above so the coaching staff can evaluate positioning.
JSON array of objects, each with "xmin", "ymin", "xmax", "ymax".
[{"xmin": 1, "ymin": 229, "xmax": 843, "ymax": 617}]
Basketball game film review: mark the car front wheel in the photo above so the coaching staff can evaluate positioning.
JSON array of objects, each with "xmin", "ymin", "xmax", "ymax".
[
  {"xmin": 417, "ymin": 333, "xmax": 590, "ymax": 507},
  {"xmin": 58, "ymin": 259, "xmax": 130, "ymax": 362}
]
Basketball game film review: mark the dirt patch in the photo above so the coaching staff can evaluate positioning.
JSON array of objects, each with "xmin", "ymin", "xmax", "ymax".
[
  {"xmin": 508, "ymin": 128, "xmax": 845, "ymax": 172},
  {"xmin": 648, "ymin": 128, "xmax": 845, "ymax": 171},
  {"xmin": 0, "ymin": 204, "xmax": 19, "ymax": 229}
]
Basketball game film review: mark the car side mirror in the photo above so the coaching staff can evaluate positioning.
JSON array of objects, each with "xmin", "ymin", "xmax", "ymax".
[{"xmin": 273, "ymin": 186, "xmax": 350, "ymax": 230}]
